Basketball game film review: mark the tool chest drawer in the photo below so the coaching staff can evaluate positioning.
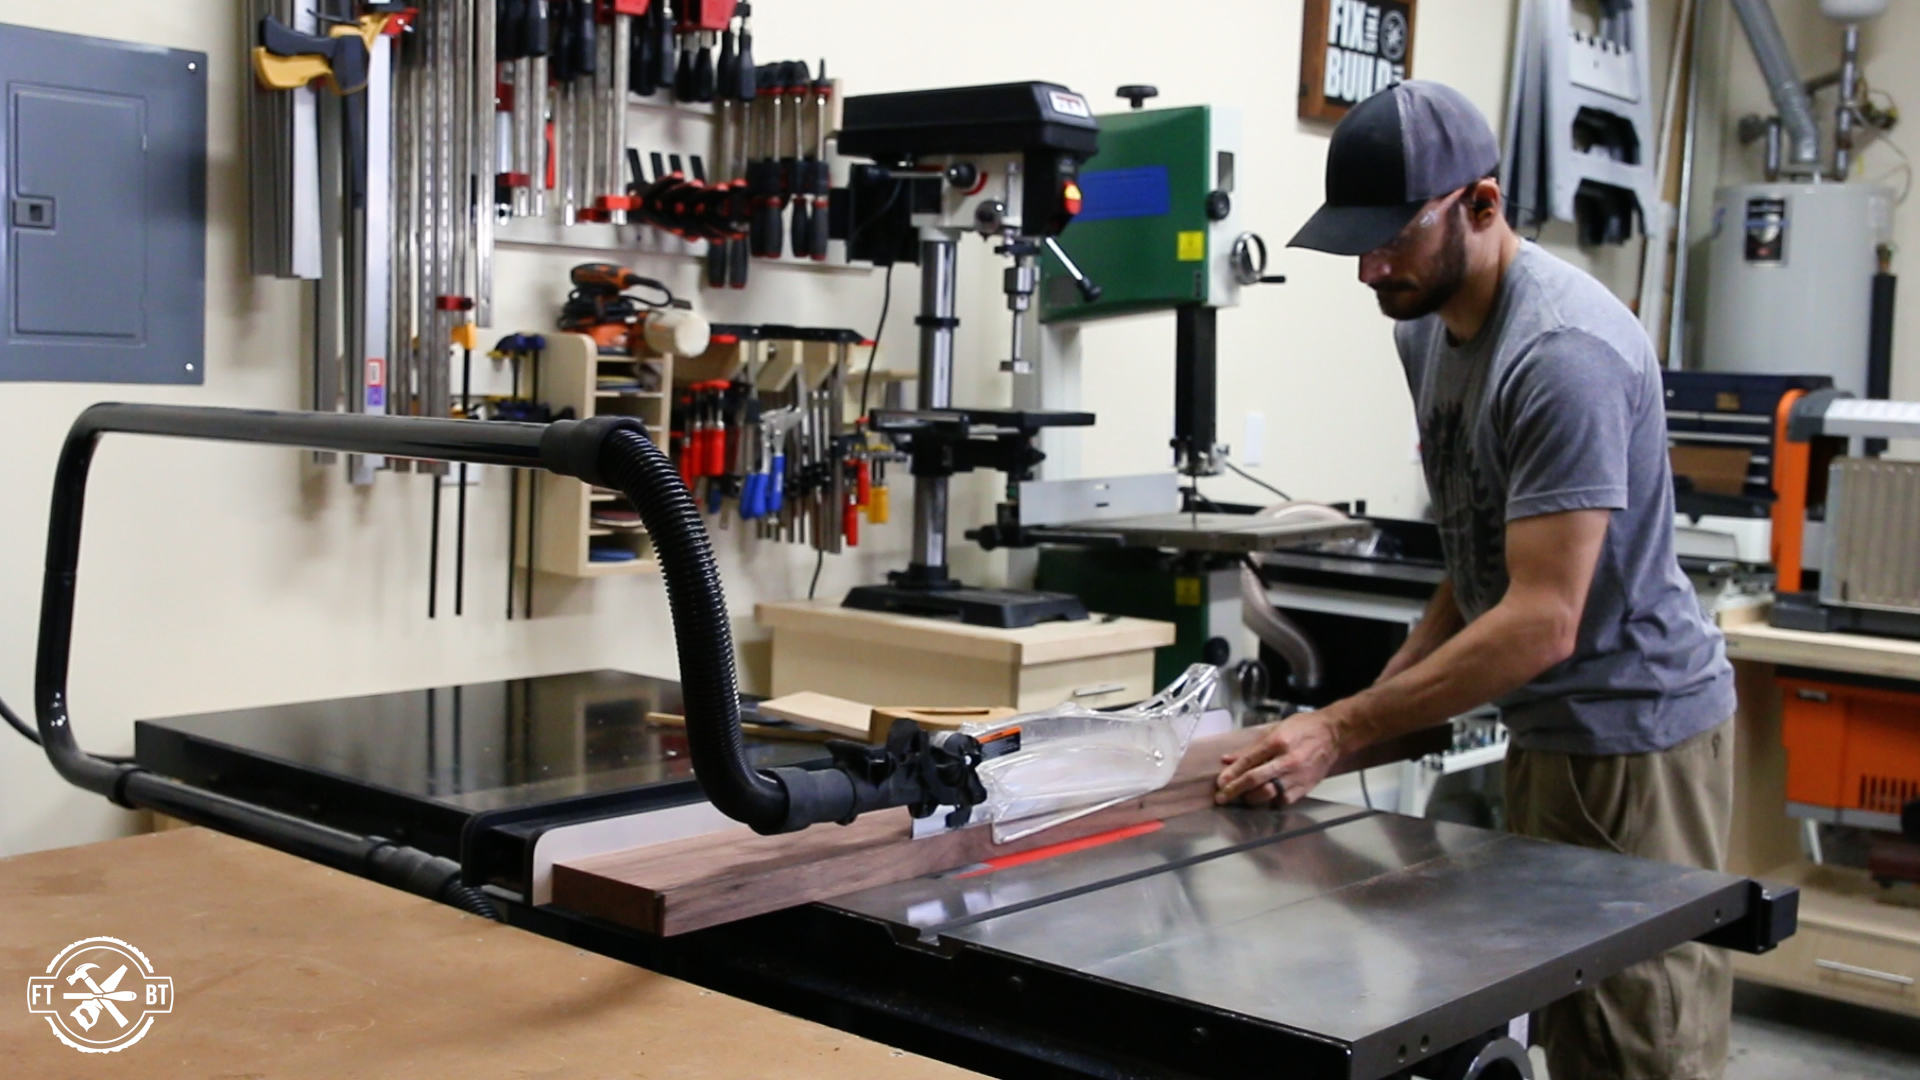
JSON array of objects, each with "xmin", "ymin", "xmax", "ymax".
[
  {"xmin": 1737, "ymin": 920, "xmax": 1920, "ymax": 1013},
  {"xmin": 1733, "ymin": 863, "xmax": 1920, "ymax": 1017}
]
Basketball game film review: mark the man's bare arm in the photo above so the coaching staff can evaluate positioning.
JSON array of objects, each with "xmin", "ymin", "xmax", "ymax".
[
  {"xmin": 1375, "ymin": 578, "xmax": 1465, "ymax": 685},
  {"xmin": 1218, "ymin": 509, "xmax": 1609, "ymax": 805}
]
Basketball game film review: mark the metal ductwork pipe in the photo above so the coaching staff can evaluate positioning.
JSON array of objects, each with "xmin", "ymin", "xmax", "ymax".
[{"xmin": 1731, "ymin": 0, "xmax": 1823, "ymax": 169}]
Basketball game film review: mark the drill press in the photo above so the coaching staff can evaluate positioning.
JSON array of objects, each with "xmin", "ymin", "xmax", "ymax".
[{"xmin": 832, "ymin": 82, "xmax": 1106, "ymax": 628}]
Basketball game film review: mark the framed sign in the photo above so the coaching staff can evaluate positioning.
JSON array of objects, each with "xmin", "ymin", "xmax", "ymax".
[{"xmin": 1299, "ymin": 0, "xmax": 1417, "ymax": 123}]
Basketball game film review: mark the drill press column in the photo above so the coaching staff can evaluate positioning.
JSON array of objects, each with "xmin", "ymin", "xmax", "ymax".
[{"xmin": 909, "ymin": 235, "xmax": 960, "ymax": 581}]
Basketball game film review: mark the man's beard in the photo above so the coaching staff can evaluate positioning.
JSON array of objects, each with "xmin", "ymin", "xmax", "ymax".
[{"xmin": 1372, "ymin": 210, "xmax": 1468, "ymax": 321}]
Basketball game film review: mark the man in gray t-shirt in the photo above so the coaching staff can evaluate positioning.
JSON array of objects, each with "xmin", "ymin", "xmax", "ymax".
[
  {"xmin": 1216, "ymin": 82, "xmax": 1736, "ymax": 1079},
  {"xmin": 1396, "ymin": 243, "xmax": 1734, "ymax": 754}
]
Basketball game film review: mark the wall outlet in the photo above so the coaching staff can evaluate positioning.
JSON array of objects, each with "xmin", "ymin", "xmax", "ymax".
[{"xmin": 1242, "ymin": 412, "xmax": 1264, "ymax": 467}]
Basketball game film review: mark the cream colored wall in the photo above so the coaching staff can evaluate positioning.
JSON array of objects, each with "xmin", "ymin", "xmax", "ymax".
[
  {"xmin": 0, "ymin": 0, "xmax": 917, "ymax": 857},
  {"xmin": 0, "ymin": 0, "xmax": 1710, "ymax": 856}
]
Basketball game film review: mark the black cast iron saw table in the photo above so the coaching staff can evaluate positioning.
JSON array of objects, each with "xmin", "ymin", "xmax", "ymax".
[
  {"xmin": 134, "ymin": 671, "xmax": 1794, "ymax": 1080},
  {"xmin": 803, "ymin": 801, "xmax": 1792, "ymax": 1080}
]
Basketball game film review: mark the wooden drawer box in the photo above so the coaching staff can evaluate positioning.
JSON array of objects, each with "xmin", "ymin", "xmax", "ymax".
[
  {"xmin": 757, "ymin": 600, "xmax": 1176, "ymax": 712},
  {"xmin": 1734, "ymin": 862, "xmax": 1920, "ymax": 1017}
]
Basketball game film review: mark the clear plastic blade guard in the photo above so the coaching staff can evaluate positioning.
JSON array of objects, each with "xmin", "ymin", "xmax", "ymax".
[{"xmin": 962, "ymin": 664, "xmax": 1221, "ymax": 844}]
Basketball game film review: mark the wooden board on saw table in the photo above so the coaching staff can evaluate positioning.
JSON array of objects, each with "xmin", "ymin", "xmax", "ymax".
[
  {"xmin": 550, "ymin": 723, "xmax": 1449, "ymax": 936},
  {"xmin": 754, "ymin": 691, "xmax": 874, "ymax": 739},
  {"xmin": 755, "ymin": 695, "xmax": 1019, "ymax": 743},
  {"xmin": 868, "ymin": 705, "xmax": 1019, "ymax": 742}
]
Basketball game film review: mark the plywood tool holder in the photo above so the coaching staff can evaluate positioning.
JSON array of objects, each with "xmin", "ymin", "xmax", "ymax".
[
  {"xmin": 674, "ymin": 329, "xmax": 864, "ymax": 407},
  {"xmin": 516, "ymin": 331, "xmax": 674, "ymax": 577}
]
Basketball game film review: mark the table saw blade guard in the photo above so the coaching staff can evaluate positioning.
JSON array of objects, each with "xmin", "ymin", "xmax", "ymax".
[{"xmin": 967, "ymin": 664, "xmax": 1219, "ymax": 842}]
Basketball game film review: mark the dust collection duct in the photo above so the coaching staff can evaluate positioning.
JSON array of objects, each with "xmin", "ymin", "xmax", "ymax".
[{"xmin": 1729, "ymin": 0, "xmax": 1823, "ymax": 170}]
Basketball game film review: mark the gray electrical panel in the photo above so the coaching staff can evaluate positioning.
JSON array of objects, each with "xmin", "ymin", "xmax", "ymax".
[{"xmin": 0, "ymin": 24, "xmax": 207, "ymax": 384}]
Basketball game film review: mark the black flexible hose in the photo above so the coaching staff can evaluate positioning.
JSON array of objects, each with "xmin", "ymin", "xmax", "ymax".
[
  {"xmin": 442, "ymin": 881, "xmax": 502, "ymax": 920},
  {"xmin": 2, "ymin": 693, "xmax": 39, "ymax": 745},
  {"xmin": 28, "ymin": 406, "xmax": 810, "ymax": 848},
  {"xmin": 596, "ymin": 426, "xmax": 792, "ymax": 831},
  {"xmin": 364, "ymin": 839, "xmax": 500, "ymax": 920},
  {"xmin": 1, "ymin": 691, "xmax": 130, "ymax": 762}
]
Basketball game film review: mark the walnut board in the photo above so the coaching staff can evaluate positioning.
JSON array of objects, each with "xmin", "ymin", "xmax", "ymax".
[
  {"xmin": 0, "ymin": 828, "xmax": 982, "ymax": 1079},
  {"xmin": 551, "ymin": 723, "xmax": 1449, "ymax": 936}
]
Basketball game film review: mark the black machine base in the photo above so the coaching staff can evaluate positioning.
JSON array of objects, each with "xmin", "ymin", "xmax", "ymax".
[
  {"xmin": 843, "ymin": 582, "xmax": 1088, "ymax": 628},
  {"xmin": 1771, "ymin": 591, "xmax": 1920, "ymax": 641}
]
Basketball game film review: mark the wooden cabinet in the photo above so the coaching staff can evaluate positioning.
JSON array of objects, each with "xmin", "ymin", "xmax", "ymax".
[
  {"xmin": 1734, "ymin": 862, "xmax": 1920, "ymax": 1016},
  {"xmin": 1721, "ymin": 611, "xmax": 1920, "ymax": 1018},
  {"xmin": 517, "ymin": 332, "xmax": 673, "ymax": 578}
]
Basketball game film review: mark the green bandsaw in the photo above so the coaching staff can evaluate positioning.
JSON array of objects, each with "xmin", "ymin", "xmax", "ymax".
[
  {"xmin": 1007, "ymin": 97, "xmax": 1327, "ymax": 679},
  {"xmin": 1040, "ymin": 104, "xmax": 1241, "ymax": 320}
]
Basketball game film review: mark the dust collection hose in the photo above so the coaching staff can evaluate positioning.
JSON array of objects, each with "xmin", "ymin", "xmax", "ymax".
[
  {"xmin": 25, "ymin": 405, "xmax": 835, "ymax": 927},
  {"xmin": 586, "ymin": 424, "xmax": 801, "ymax": 830}
]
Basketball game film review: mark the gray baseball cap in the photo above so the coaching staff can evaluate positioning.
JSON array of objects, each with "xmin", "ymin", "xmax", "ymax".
[{"xmin": 1289, "ymin": 81, "xmax": 1501, "ymax": 256}]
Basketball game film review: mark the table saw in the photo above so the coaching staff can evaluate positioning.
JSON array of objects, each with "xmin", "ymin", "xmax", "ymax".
[
  {"xmin": 134, "ymin": 669, "xmax": 1794, "ymax": 1080},
  {"xmin": 28, "ymin": 403, "xmax": 1796, "ymax": 1080}
]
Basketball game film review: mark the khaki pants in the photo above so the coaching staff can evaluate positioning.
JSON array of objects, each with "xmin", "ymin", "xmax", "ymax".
[{"xmin": 1504, "ymin": 719, "xmax": 1735, "ymax": 1080}]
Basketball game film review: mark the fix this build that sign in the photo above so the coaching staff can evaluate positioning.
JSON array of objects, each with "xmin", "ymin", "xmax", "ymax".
[{"xmin": 1299, "ymin": 0, "xmax": 1417, "ymax": 122}]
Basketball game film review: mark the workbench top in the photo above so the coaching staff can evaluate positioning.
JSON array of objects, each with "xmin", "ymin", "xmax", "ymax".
[
  {"xmin": 1, "ymin": 828, "xmax": 981, "ymax": 1079},
  {"xmin": 1720, "ymin": 604, "xmax": 1920, "ymax": 681},
  {"xmin": 757, "ymin": 599, "xmax": 1176, "ymax": 665}
]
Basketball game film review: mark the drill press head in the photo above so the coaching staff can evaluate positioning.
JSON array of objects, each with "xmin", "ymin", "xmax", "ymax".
[
  {"xmin": 838, "ymin": 81, "xmax": 1098, "ymax": 238},
  {"xmin": 836, "ymin": 82, "xmax": 1100, "ymax": 373}
]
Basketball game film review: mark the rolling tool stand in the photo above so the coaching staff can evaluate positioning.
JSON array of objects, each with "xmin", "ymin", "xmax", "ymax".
[{"xmin": 829, "ymin": 82, "xmax": 1105, "ymax": 628}]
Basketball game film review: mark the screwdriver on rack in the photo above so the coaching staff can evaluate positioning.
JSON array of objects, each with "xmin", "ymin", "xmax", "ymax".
[
  {"xmin": 808, "ymin": 60, "xmax": 832, "ymax": 259},
  {"xmin": 779, "ymin": 62, "xmax": 805, "ymax": 257},
  {"xmin": 652, "ymin": 0, "xmax": 676, "ymax": 93},
  {"xmin": 843, "ymin": 456, "xmax": 863, "ymax": 547},
  {"xmin": 673, "ymin": 0, "xmax": 695, "ymax": 100},
  {"xmin": 706, "ymin": 20, "xmax": 737, "ymax": 287},
  {"xmin": 693, "ymin": 16, "xmax": 714, "ymax": 101},
  {"xmin": 867, "ymin": 456, "xmax": 890, "ymax": 524},
  {"xmin": 787, "ymin": 60, "xmax": 811, "ymax": 259},
  {"xmin": 749, "ymin": 62, "xmax": 783, "ymax": 257},
  {"xmin": 728, "ymin": 14, "xmax": 755, "ymax": 284},
  {"xmin": 631, "ymin": 0, "xmax": 657, "ymax": 96}
]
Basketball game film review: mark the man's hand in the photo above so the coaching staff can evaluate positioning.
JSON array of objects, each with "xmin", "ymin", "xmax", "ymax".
[
  {"xmin": 1215, "ymin": 510, "xmax": 1612, "ymax": 808},
  {"xmin": 1215, "ymin": 710, "xmax": 1343, "ymax": 806}
]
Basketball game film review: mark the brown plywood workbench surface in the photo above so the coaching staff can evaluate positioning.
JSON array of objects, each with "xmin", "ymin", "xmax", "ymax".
[
  {"xmin": 0, "ymin": 827, "xmax": 982, "ymax": 1079},
  {"xmin": 1719, "ymin": 603, "xmax": 1920, "ymax": 681}
]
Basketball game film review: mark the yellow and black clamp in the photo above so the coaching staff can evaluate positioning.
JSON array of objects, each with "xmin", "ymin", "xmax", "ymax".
[
  {"xmin": 252, "ymin": 8, "xmax": 413, "ymax": 95},
  {"xmin": 253, "ymin": 7, "xmax": 414, "ymax": 208}
]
